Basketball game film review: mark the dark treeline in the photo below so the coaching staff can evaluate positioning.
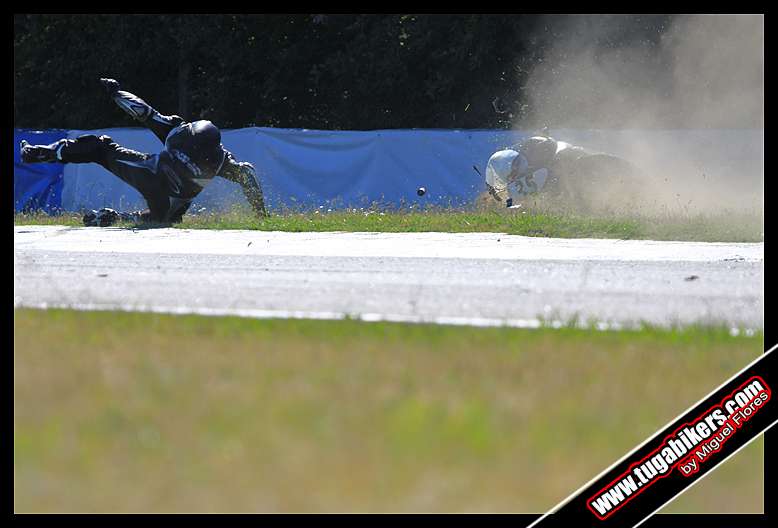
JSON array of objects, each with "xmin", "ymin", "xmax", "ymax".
[{"xmin": 15, "ymin": 14, "xmax": 676, "ymax": 130}]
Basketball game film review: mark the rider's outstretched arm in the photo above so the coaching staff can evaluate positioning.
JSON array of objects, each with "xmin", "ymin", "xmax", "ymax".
[
  {"xmin": 99, "ymin": 78, "xmax": 184, "ymax": 144},
  {"xmin": 219, "ymin": 150, "xmax": 269, "ymax": 218}
]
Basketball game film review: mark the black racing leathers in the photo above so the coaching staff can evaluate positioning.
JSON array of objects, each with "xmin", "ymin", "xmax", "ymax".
[
  {"xmin": 26, "ymin": 80, "xmax": 267, "ymax": 223},
  {"xmin": 106, "ymin": 83, "xmax": 267, "ymax": 221},
  {"xmin": 507, "ymin": 135, "xmax": 593, "ymax": 197},
  {"xmin": 505, "ymin": 134, "xmax": 642, "ymax": 208}
]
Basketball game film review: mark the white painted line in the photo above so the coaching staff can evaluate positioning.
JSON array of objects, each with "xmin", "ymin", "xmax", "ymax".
[
  {"xmin": 13, "ymin": 300, "xmax": 605, "ymax": 330},
  {"xmin": 13, "ymin": 300, "xmax": 760, "ymax": 335}
]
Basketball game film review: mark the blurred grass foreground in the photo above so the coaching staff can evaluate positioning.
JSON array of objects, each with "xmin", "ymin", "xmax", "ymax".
[{"xmin": 14, "ymin": 308, "xmax": 764, "ymax": 513}]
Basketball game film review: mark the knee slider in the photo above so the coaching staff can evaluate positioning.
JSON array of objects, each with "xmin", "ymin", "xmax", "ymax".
[
  {"xmin": 74, "ymin": 134, "xmax": 114, "ymax": 148},
  {"xmin": 60, "ymin": 134, "xmax": 111, "ymax": 163},
  {"xmin": 75, "ymin": 134, "xmax": 101, "ymax": 144}
]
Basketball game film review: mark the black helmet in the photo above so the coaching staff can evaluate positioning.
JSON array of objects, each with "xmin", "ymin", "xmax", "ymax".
[{"xmin": 165, "ymin": 120, "xmax": 224, "ymax": 173}]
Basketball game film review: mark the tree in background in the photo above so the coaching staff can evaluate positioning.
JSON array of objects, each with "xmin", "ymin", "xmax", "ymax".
[{"xmin": 15, "ymin": 14, "xmax": 687, "ymax": 130}]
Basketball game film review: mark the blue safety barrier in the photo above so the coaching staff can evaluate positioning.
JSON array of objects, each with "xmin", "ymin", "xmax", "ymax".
[
  {"xmin": 14, "ymin": 130, "xmax": 67, "ymax": 213},
  {"xmin": 14, "ymin": 127, "xmax": 764, "ymax": 214}
]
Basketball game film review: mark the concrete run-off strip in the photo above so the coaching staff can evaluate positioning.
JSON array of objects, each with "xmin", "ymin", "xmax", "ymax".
[
  {"xmin": 14, "ymin": 226, "xmax": 763, "ymax": 262},
  {"xmin": 14, "ymin": 226, "xmax": 763, "ymax": 330}
]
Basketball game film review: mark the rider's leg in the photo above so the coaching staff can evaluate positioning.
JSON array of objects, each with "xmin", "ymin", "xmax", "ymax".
[
  {"xmin": 21, "ymin": 135, "xmax": 171, "ymax": 225},
  {"xmin": 21, "ymin": 134, "xmax": 155, "ymax": 173}
]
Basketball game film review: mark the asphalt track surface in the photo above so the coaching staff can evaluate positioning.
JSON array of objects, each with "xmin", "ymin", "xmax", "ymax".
[{"xmin": 14, "ymin": 226, "xmax": 763, "ymax": 330}]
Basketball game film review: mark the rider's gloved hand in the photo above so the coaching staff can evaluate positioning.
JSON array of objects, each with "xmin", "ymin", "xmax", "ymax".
[
  {"xmin": 99, "ymin": 78, "xmax": 121, "ymax": 97},
  {"xmin": 235, "ymin": 162, "xmax": 269, "ymax": 218},
  {"xmin": 237, "ymin": 161, "xmax": 256, "ymax": 178}
]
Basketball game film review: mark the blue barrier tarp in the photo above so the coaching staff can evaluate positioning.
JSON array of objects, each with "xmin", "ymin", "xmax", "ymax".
[
  {"xmin": 14, "ymin": 130, "xmax": 67, "ymax": 213},
  {"xmin": 60, "ymin": 127, "xmax": 526, "ymax": 212},
  {"xmin": 14, "ymin": 127, "xmax": 764, "ymax": 213},
  {"xmin": 247, "ymin": 128, "xmax": 526, "ymax": 209}
]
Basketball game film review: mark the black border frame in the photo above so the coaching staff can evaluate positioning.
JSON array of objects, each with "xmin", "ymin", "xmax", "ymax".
[{"xmin": 9, "ymin": 11, "xmax": 771, "ymax": 526}]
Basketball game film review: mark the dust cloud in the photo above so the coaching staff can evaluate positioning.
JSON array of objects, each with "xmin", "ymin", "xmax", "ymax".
[{"xmin": 516, "ymin": 15, "xmax": 764, "ymax": 215}]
